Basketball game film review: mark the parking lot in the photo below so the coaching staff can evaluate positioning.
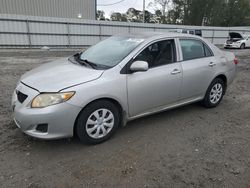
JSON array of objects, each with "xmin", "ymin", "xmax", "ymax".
[{"xmin": 0, "ymin": 48, "xmax": 250, "ymax": 188}]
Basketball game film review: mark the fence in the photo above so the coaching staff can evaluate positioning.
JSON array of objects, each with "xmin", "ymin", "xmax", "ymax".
[{"xmin": 1, "ymin": 14, "xmax": 250, "ymax": 48}]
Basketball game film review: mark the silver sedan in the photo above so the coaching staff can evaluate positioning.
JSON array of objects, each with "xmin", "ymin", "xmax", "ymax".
[{"xmin": 12, "ymin": 32, "xmax": 237, "ymax": 144}]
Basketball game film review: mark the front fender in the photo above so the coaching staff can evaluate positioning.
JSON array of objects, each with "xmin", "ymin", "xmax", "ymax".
[{"xmin": 62, "ymin": 70, "xmax": 128, "ymax": 116}]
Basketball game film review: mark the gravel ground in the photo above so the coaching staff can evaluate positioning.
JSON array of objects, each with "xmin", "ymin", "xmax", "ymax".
[{"xmin": 0, "ymin": 48, "xmax": 250, "ymax": 188}]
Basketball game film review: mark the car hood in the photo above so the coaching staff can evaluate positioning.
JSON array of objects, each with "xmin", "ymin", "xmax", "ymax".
[
  {"xmin": 21, "ymin": 58, "xmax": 104, "ymax": 92},
  {"xmin": 229, "ymin": 32, "xmax": 243, "ymax": 39}
]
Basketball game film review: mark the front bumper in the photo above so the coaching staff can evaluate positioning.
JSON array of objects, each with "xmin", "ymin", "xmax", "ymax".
[
  {"xmin": 12, "ymin": 82, "xmax": 81, "ymax": 140},
  {"xmin": 224, "ymin": 43, "xmax": 241, "ymax": 48}
]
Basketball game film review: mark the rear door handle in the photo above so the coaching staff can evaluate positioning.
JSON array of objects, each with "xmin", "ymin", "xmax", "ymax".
[
  {"xmin": 171, "ymin": 69, "xmax": 181, "ymax": 75},
  {"xmin": 209, "ymin": 62, "xmax": 216, "ymax": 67}
]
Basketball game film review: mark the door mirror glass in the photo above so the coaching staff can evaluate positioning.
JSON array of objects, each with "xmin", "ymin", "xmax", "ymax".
[{"xmin": 130, "ymin": 61, "xmax": 149, "ymax": 72}]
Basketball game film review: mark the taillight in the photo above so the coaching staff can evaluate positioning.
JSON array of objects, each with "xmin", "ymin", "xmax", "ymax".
[{"xmin": 234, "ymin": 58, "xmax": 239, "ymax": 65}]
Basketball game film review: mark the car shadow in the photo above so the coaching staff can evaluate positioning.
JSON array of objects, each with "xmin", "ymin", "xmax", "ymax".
[{"xmin": 121, "ymin": 102, "xmax": 204, "ymax": 131}]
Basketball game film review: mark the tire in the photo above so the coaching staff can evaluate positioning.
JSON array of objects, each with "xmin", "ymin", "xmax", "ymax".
[
  {"xmin": 202, "ymin": 78, "xmax": 226, "ymax": 108},
  {"xmin": 240, "ymin": 43, "xmax": 245, "ymax": 49},
  {"xmin": 76, "ymin": 100, "xmax": 120, "ymax": 144}
]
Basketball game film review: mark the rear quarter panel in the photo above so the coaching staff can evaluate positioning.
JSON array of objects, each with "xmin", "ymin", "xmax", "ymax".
[{"xmin": 215, "ymin": 50, "xmax": 236, "ymax": 85}]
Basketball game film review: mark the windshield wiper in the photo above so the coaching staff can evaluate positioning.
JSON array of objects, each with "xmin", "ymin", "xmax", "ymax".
[
  {"xmin": 71, "ymin": 53, "xmax": 96, "ymax": 69},
  {"xmin": 68, "ymin": 55, "xmax": 78, "ymax": 64},
  {"xmin": 71, "ymin": 52, "xmax": 111, "ymax": 70},
  {"xmin": 81, "ymin": 59, "xmax": 98, "ymax": 69}
]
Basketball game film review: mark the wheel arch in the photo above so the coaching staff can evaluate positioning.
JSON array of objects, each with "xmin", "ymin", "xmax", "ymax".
[
  {"xmin": 215, "ymin": 74, "xmax": 227, "ymax": 85},
  {"xmin": 73, "ymin": 97, "xmax": 126, "ymax": 136},
  {"xmin": 213, "ymin": 74, "xmax": 228, "ymax": 94}
]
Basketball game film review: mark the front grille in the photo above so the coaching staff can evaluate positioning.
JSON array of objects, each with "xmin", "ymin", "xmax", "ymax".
[{"xmin": 16, "ymin": 90, "xmax": 28, "ymax": 103}]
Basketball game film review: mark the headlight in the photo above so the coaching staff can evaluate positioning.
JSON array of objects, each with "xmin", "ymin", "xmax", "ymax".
[{"xmin": 31, "ymin": 92, "xmax": 75, "ymax": 108}]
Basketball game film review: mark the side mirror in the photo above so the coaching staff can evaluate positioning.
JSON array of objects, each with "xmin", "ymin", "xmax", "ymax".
[{"xmin": 130, "ymin": 61, "xmax": 149, "ymax": 73}]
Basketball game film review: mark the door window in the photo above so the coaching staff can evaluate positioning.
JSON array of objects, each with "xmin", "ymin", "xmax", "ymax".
[
  {"xmin": 180, "ymin": 39, "xmax": 213, "ymax": 61},
  {"xmin": 134, "ymin": 39, "xmax": 176, "ymax": 68},
  {"xmin": 204, "ymin": 44, "xmax": 213, "ymax": 57}
]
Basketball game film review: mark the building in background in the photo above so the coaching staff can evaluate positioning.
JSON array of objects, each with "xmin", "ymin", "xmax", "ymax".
[{"xmin": 0, "ymin": 0, "xmax": 96, "ymax": 19}]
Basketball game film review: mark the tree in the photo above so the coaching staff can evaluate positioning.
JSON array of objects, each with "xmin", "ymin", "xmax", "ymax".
[
  {"xmin": 144, "ymin": 10, "xmax": 153, "ymax": 23},
  {"xmin": 110, "ymin": 12, "xmax": 127, "ymax": 22},
  {"xmin": 223, "ymin": 0, "xmax": 250, "ymax": 26},
  {"xmin": 126, "ymin": 8, "xmax": 141, "ymax": 22},
  {"xmin": 103, "ymin": 0, "xmax": 250, "ymax": 26},
  {"xmin": 149, "ymin": 0, "xmax": 172, "ymax": 23},
  {"xmin": 165, "ymin": 0, "xmax": 250, "ymax": 26},
  {"xmin": 97, "ymin": 10, "xmax": 105, "ymax": 21}
]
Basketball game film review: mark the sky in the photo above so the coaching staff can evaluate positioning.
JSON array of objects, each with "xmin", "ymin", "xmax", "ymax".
[{"xmin": 97, "ymin": 0, "xmax": 155, "ymax": 18}]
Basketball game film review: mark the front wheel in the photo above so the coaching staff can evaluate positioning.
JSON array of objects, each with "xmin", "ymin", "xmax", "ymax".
[
  {"xmin": 76, "ymin": 100, "xmax": 120, "ymax": 144},
  {"xmin": 240, "ymin": 43, "xmax": 245, "ymax": 49},
  {"xmin": 202, "ymin": 78, "xmax": 226, "ymax": 108}
]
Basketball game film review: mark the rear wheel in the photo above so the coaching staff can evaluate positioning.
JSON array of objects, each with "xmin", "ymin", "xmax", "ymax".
[
  {"xmin": 76, "ymin": 100, "xmax": 120, "ymax": 144},
  {"xmin": 202, "ymin": 78, "xmax": 225, "ymax": 108}
]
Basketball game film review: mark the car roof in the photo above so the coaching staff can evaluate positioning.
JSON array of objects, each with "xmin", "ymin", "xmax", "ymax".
[
  {"xmin": 118, "ymin": 31, "xmax": 201, "ymax": 40},
  {"xmin": 120, "ymin": 31, "xmax": 221, "ymax": 56}
]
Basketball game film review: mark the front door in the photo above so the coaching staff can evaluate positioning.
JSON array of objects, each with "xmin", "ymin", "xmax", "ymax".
[{"xmin": 127, "ymin": 39, "xmax": 182, "ymax": 117}]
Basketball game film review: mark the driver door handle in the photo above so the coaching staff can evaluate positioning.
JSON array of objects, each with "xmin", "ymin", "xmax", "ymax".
[{"xmin": 171, "ymin": 69, "xmax": 181, "ymax": 75}]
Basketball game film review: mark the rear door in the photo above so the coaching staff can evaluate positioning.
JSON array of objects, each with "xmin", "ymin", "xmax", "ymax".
[{"xmin": 178, "ymin": 38, "xmax": 216, "ymax": 100}]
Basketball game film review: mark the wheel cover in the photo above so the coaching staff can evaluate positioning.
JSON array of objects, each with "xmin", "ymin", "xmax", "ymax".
[
  {"xmin": 86, "ymin": 108, "xmax": 114, "ymax": 139},
  {"xmin": 209, "ymin": 83, "xmax": 223, "ymax": 104}
]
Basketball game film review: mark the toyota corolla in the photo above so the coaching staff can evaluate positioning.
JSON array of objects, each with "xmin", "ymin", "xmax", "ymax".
[{"xmin": 12, "ymin": 32, "xmax": 237, "ymax": 144}]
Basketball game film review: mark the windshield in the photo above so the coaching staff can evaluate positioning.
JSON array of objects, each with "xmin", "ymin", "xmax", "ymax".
[{"xmin": 80, "ymin": 36, "xmax": 144, "ymax": 67}]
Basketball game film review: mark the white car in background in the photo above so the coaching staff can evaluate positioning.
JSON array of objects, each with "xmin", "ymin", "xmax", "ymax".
[{"xmin": 224, "ymin": 32, "xmax": 250, "ymax": 49}]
